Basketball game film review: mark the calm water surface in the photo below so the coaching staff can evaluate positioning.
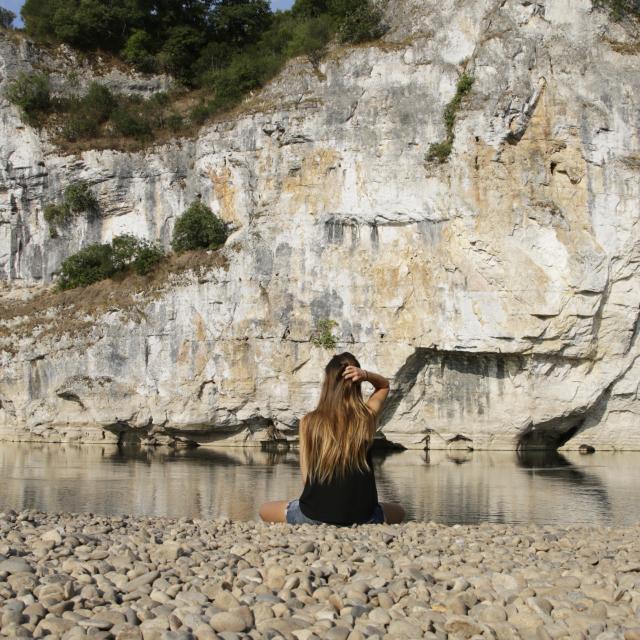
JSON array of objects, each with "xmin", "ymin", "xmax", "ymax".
[{"xmin": 1, "ymin": 444, "xmax": 639, "ymax": 527}]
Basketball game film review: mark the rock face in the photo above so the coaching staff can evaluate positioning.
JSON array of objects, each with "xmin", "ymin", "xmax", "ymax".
[{"xmin": 0, "ymin": 0, "xmax": 639, "ymax": 450}]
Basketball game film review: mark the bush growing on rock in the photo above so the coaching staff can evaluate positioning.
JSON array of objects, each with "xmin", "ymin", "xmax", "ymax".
[
  {"xmin": 337, "ymin": 1, "xmax": 387, "ymax": 44},
  {"xmin": 111, "ymin": 234, "xmax": 164, "ymax": 275},
  {"xmin": 6, "ymin": 72, "xmax": 51, "ymax": 125},
  {"xmin": 44, "ymin": 181, "xmax": 99, "ymax": 237},
  {"xmin": 111, "ymin": 104, "xmax": 153, "ymax": 140},
  {"xmin": 58, "ymin": 243, "xmax": 116, "ymax": 290},
  {"xmin": 171, "ymin": 200, "xmax": 228, "ymax": 254},
  {"xmin": 426, "ymin": 72, "xmax": 474, "ymax": 164},
  {"xmin": 57, "ymin": 234, "xmax": 166, "ymax": 289},
  {"xmin": 62, "ymin": 82, "xmax": 116, "ymax": 141},
  {"xmin": 311, "ymin": 319, "xmax": 339, "ymax": 349},
  {"xmin": 64, "ymin": 181, "xmax": 99, "ymax": 215},
  {"xmin": 122, "ymin": 29, "xmax": 156, "ymax": 72},
  {"xmin": 286, "ymin": 15, "xmax": 333, "ymax": 67}
]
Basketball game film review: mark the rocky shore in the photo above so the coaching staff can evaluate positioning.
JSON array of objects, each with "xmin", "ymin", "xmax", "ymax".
[{"xmin": 0, "ymin": 511, "xmax": 639, "ymax": 640}]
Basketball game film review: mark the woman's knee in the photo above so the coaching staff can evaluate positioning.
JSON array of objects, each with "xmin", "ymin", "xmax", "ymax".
[{"xmin": 259, "ymin": 500, "xmax": 288, "ymax": 523}]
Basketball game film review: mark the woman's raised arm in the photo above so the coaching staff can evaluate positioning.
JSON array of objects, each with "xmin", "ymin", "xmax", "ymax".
[{"xmin": 342, "ymin": 366, "xmax": 390, "ymax": 416}]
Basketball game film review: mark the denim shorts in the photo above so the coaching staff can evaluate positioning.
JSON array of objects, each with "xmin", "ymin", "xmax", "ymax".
[{"xmin": 285, "ymin": 499, "xmax": 385, "ymax": 525}]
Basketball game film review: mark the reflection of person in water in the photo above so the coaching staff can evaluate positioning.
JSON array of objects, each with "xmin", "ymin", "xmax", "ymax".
[{"xmin": 260, "ymin": 352, "xmax": 405, "ymax": 525}]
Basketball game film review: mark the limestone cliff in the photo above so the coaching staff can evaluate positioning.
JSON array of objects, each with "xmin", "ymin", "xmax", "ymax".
[{"xmin": 1, "ymin": 0, "xmax": 639, "ymax": 450}]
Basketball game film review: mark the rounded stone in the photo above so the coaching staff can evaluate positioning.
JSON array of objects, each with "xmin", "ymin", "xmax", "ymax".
[{"xmin": 210, "ymin": 611, "xmax": 248, "ymax": 633}]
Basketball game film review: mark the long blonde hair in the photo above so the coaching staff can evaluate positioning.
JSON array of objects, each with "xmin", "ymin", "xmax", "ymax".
[{"xmin": 301, "ymin": 352, "xmax": 377, "ymax": 484}]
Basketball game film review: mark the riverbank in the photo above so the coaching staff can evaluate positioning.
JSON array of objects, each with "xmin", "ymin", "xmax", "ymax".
[{"xmin": 0, "ymin": 511, "xmax": 639, "ymax": 640}]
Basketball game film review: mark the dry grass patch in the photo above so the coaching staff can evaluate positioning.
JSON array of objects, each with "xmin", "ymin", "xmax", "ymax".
[{"xmin": 0, "ymin": 250, "xmax": 229, "ymax": 343}]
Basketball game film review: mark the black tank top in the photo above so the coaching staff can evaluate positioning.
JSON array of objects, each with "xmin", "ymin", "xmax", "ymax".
[{"xmin": 299, "ymin": 448, "xmax": 378, "ymax": 525}]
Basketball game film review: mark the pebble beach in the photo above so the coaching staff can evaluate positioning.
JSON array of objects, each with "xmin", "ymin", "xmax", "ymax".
[{"xmin": 1, "ymin": 511, "xmax": 639, "ymax": 640}]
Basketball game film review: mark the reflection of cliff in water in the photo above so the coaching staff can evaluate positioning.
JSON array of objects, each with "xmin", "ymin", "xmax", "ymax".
[
  {"xmin": 373, "ymin": 449, "xmax": 618, "ymax": 526},
  {"xmin": 111, "ymin": 444, "xmax": 297, "ymax": 468},
  {"xmin": 516, "ymin": 448, "xmax": 613, "ymax": 522},
  {"xmin": 1, "ymin": 444, "xmax": 639, "ymax": 526}
]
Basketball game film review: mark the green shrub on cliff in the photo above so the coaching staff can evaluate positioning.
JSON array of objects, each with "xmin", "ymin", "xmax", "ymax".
[
  {"xmin": 58, "ymin": 243, "xmax": 116, "ymax": 290},
  {"xmin": 171, "ymin": 200, "xmax": 228, "ymax": 254},
  {"xmin": 62, "ymin": 82, "xmax": 116, "ymax": 140},
  {"xmin": 64, "ymin": 181, "xmax": 99, "ymax": 215},
  {"xmin": 337, "ymin": 1, "xmax": 387, "ymax": 44},
  {"xmin": 311, "ymin": 319, "xmax": 338, "ymax": 350},
  {"xmin": 111, "ymin": 102, "xmax": 153, "ymax": 140},
  {"xmin": 57, "ymin": 234, "xmax": 165, "ymax": 290},
  {"xmin": 112, "ymin": 234, "xmax": 164, "ymax": 275},
  {"xmin": 44, "ymin": 181, "xmax": 99, "ymax": 238},
  {"xmin": 6, "ymin": 72, "xmax": 51, "ymax": 126},
  {"xmin": 426, "ymin": 72, "xmax": 474, "ymax": 164}
]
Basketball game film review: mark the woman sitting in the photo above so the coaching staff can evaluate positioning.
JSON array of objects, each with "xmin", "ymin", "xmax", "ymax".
[{"xmin": 260, "ymin": 352, "xmax": 405, "ymax": 526}]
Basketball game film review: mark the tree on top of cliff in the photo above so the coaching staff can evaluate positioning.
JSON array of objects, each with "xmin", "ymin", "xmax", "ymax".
[
  {"xmin": 0, "ymin": 7, "xmax": 15, "ymax": 29},
  {"xmin": 15, "ymin": 0, "xmax": 387, "ymax": 148}
]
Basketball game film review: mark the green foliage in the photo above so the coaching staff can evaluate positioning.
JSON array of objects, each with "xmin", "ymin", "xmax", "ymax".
[
  {"xmin": 122, "ymin": 30, "xmax": 156, "ymax": 72},
  {"xmin": 6, "ymin": 72, "xmax": 51, "ymax": 125},
  {"xmin": 171, "ymin": 200, "xmax": 228, "ymax": 254},
  {"xmin": 157, "ymin": 25, "xmax": 205, "ymax": 79},
  {"xmin": 593, "ymin": 0, "xmax": 640, "ymax": 18},
  {"xmin": 311, "ymin": 319, "xmax": 338, "ymax": 349},
  {"xmin": 19, "ymin": 0, "xmax": 388, "ymax": 140},
  {"xmin": 63, "ymin": 82, "xmax": 116, "ymax": 140},
  {"xmin": 64, "ymin": 181, "xmax": 99, "ymax": 215},
  {"xmin": 286, "ymin": 15, "xmax": 333, "ymax": 66},
  {"xmin": 44, "ymin": 181, "xmax": 98, "ymax": 237},
  {"xmin": 57, "ymin": 233, "xmax": 165, "ymax": 290},
  {"xmin": 22, "ymin": 0, "xmax": 135, "ymax": 50},
  {"xmin": 0, "ymin": 7, "xmax": 16, "ymax": 28},
  {"xmin": 425, "ymin": 73, "xmax": 474, "ymax": 164},
  {"xmin": 57, "ymin": 242, "xmax": 116, "ymax": 290},
  {"xmin": 291, "ymin": 0, "xmax": 331, "ymax": 18},
  {"xmin": 111, "ymin": 103, "xmax": 152, "ymax": 140},
  {"xmin": 337, "ymin": 1, "xmax": 386, "ymax": 44},
  {"xmin": 43, "ymin": 204, "xmax": 70, "ymax": 238},
  {"xmin": 111, "ymin": 234, "xmax": 164, "ymax": 275},
  {"xmin": 208, "ymin": 49, "xmax": 283, "ymax": 109},
  {"xmin": 213, "ymin": 0, "xmax": 273, "ymax": 49},
  {"xmin": 189, "ymin": 101, "xmax": 216, "ymax": 126}
]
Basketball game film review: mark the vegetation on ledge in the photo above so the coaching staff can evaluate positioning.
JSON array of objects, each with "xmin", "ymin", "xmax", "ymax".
[
  {"xmin": 311, "ymin": 318, "xmax": 339, "ymax": 349},
  {"xmin": 171, "ymin": 200, "xmax": 229, "ymax": 254},
  {"xmin": 44, "ymin": 181, "xmax": 99, "ymax": 238},
  {"xmin": 55, "ymin": 199, "xmax": 227, "ymax": 291},
  {"xmin": 0, "ymin": 249, "xmax": 229, "ymax": 344},
  {"xmin": 425, "ymin": 72, "xmax": 474, "ymax": 165},
  {"xmin": 4, "ymin": 0, "xmax": 388, "ymax": 151},
  {"xmin": 57, "ymin": 235, "xmax": 165, "ymax": 290}
]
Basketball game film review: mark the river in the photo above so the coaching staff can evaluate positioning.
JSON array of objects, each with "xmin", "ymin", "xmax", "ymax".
[{"xmin": 0, "ymin": 443, "xmax": 638, "ymax": 526}]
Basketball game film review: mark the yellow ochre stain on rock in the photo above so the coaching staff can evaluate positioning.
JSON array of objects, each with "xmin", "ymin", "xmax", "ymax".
[
  {"xmin": 208, "ymin": 166, "xmax": 240, "ymax": 226},
  {"xmin": 281, "ymin": 149, "xmax": 342, "ymax": 214}
]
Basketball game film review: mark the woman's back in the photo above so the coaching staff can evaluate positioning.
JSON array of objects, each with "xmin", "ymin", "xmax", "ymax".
[
  {"xmin": 299, "ymin": 448, "xmax": 378, "ymax": 525},
  {"xmin": 259, "ymin": 353, "xmax": 405, "ymax": 526}
]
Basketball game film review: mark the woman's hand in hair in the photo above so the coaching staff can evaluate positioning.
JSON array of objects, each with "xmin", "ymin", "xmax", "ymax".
[{"xmin": 342, "ymin": 366, "xmax": 367, "ymax": 382}]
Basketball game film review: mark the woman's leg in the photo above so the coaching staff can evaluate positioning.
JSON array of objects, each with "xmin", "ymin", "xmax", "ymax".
[
  {"xmin": 259, "ymin": 500, "xmax": 289, "ymax": 523},
  {"xmin": 380, "ymin": 502, "xmax": 406, "ymax": 524}
]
